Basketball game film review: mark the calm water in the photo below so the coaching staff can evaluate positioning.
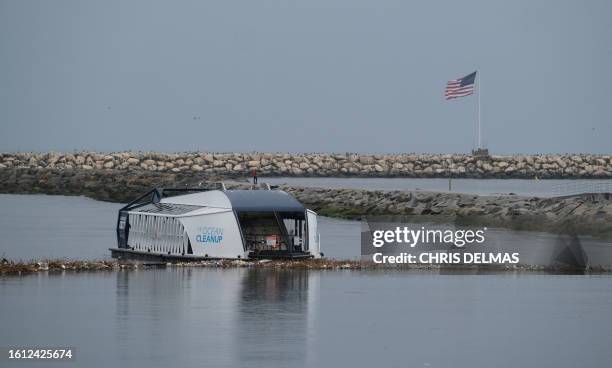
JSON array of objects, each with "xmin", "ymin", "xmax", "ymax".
[
  {"xmin": 1, "ymin": 194, "xmax": 612, "ymax": 367},
  {"xmin": 1, "ymin": 269, "xmax": 612, "ymax": 368},
  {"xmin": 261, "ymin": 177, "xmax": 612, "ymax": 197},
  {"xmin": 0, "ymin": 194, "xmax": 121, "ymax": 260}
]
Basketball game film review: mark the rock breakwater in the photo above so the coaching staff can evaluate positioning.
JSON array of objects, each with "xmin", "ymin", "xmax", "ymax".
[
  {"xmin": 1, "ymin": 151, "xmax": 611, "ymax": 178},
  {"xmin": 0, "ymin": 168, "xmax": 610, "ymax": 238},
  {"xmin": 282, "ymin": 186, "xmax": 612, "ymax": 238},
  {"xmin": 0, "ymin": 168, "xmax": 215, "ymax": 202}
]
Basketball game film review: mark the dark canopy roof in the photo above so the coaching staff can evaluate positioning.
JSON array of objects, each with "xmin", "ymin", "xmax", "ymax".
[{"xmin": 223, "ymin": 190, "xmax": 305, "ymax": 212}]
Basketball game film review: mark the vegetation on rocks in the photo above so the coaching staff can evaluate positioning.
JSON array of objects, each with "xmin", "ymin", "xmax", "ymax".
[{"xmin": 2, "ymin": 258, "xmax": 606, "ymax": 275}]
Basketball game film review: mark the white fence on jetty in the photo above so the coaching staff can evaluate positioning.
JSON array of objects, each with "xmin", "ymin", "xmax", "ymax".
[{"xmin": 552, "ymin": 181, "xmax": 612, "ymax": 197}]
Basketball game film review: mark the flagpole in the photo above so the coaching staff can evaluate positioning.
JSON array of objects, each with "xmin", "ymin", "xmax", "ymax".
[{"xmin": 477, "ymin": 70, "xmax": 481, "ymax": 149}]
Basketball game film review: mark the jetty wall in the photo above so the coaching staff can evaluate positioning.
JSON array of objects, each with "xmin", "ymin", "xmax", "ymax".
[
  {"xmin": 1, "ymin": 152, "xmax": 611, "ymax": 178},
  {"xmin": 283, "ymin": 186, "xmax": 612, "ymax": 238},
  {"xmin": 0, "ymin": 168, "xmax": 611, "ymax": 238}
]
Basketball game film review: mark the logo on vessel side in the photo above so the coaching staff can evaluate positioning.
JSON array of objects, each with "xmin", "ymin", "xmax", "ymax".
[{"xmin": 196, "ymin": 226, "xmax": 224, "ymax": 244}]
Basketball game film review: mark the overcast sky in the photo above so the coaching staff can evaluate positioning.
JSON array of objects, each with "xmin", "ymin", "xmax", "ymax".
[{"xmin": 0, "ymin": 0, "xmax": 610, "ymax": 154}]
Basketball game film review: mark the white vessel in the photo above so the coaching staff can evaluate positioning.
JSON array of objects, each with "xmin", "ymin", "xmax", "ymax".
[{"xmin": 110, "ymin": 186, "xmax": 321, "ymax": 261}]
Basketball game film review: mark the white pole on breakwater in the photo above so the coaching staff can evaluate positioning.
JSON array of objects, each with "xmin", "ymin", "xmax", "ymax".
[{"xmin": 477, "ymin": 70, "xmax": 482, "ymax": 149}]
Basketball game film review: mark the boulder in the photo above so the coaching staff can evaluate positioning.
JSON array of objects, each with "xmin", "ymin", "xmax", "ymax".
[{"xmin": 359, "ymin": 156, "xmax": 374, "ymax": 165}]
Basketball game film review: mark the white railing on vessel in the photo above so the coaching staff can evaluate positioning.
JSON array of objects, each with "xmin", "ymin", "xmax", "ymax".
[{"xmin": 127, "ymin": 213, "xmax": 190, "ymax": 255}]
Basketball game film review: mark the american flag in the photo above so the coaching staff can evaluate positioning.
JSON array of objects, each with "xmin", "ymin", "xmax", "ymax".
[{"xmin": 445, "ymin": 71, "xmax": 476, "ymax": 100}]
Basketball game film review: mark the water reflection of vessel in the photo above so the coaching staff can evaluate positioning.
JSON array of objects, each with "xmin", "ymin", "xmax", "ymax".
[
  {"xmin": 110, "ymin": 186, "xmax": 322, "ymax": 261},
  {"xmin": 114, "ymin": 267, "xmax": 320, "ymax": 367}
]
